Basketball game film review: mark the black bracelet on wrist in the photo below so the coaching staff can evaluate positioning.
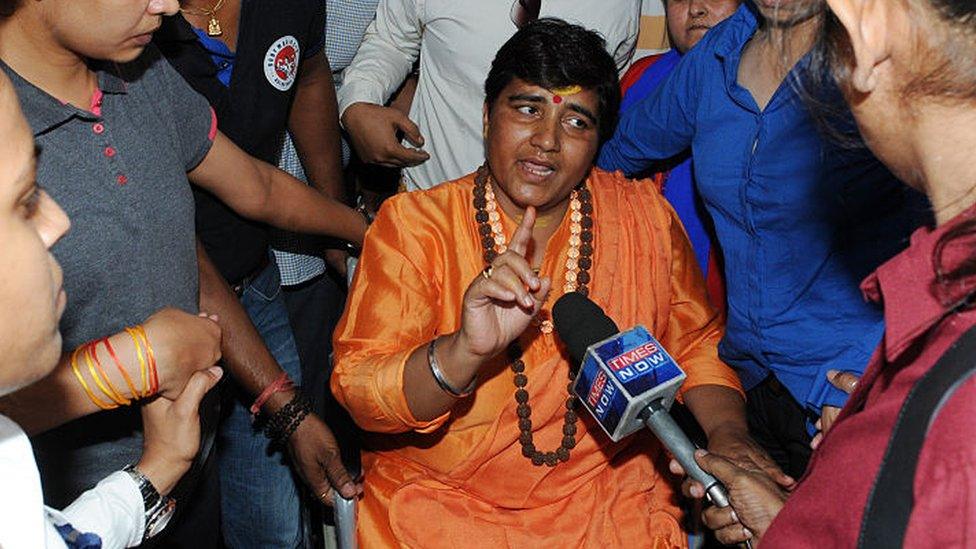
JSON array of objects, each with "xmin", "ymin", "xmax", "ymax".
[
  {"xmin": 347, "ymin": 196, "xmax": 374, "ymax": 258},
  {"xmin": 354, "ymin": 194, "xmax": 375, "ymax": 225},
  {"xmin": 262, "ymin": 392, "xmax": 311, "ymax": 445}
]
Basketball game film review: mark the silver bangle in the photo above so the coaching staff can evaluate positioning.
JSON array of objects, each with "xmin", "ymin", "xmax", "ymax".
[{"xmin": 427, "ymin": 338, "xmax": 477, "ymax": 398}]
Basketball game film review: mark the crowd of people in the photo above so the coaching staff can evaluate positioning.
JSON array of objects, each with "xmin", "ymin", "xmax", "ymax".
[{"xmin": 0, "ymin": 0, "xmax": 973, "ymax": 547}]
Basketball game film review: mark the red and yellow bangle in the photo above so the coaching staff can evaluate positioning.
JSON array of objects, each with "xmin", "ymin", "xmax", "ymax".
[
  {"xmin": 132, "ymin": 325, "xmax": 159, "ymax": 396},
  {"xmin": 85, "ymin": 341, "xmax": 130, "ymax": 406},
  {"xmin": 71, "ymin": 346, "xmax": 117, "ymax": 410},
  {"xmin": 100, "ymin": 336, "xmax": 140, "ymax": 399},
  {"xmin": 72, "ymin": 324, "xmax": 160, "ymax": 410},
  {"xmin": 123, "ymin": 326, "xmax": 150, "ymax": 397}
]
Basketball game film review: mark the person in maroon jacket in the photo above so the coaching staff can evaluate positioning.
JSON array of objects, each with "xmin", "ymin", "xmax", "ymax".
[{"xmin": 671, "ymin": 0, "xmax": 976, "ymax": 546}]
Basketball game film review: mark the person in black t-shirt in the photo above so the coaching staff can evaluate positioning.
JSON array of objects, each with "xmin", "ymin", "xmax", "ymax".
[{"xmin": 155, "ymin": 1, "xmax": 358, "ymax": 547}]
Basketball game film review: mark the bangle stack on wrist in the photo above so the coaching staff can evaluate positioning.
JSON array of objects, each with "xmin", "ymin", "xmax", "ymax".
[
  {"xmin": 71, "ymin": 325, "xmax": 159, "ymax": 410},
  {"xmin": 263, "ymin": 392, "xmax": 311, "ymax": 445}
]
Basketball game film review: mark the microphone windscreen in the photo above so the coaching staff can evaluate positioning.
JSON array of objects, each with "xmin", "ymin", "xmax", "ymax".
[{"xmin": 553, "ymin": 293, "xmax": 619, "ymax": 366}]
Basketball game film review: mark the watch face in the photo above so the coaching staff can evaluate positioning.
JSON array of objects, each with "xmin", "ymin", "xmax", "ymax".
[{"xmin": 146, "ymin": 498, "xmax": 177, "ymax": 538}]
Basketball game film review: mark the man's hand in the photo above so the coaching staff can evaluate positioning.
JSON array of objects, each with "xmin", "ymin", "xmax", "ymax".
[
  {"xmin": 286, "ymin": 412, "xmax": 363, "ymax": 505},
  {"xmin": 696, "ymin": 449, "xmax": 788, "ymax": 545},
  {"xmin": 811, "ymin": 370, "xmax": 859, "ymax": 449},
  {"xmin": 342, "ymin": 102, "xmax": 430, "ymax": 168},
  {"xmin": 706, "ymin": 423, "xmax": 795, "ymax": 489},
  {"xmin": 676, "ymin": 384, "xmax": 793, "ymax": 502},
  {"xmin": 144, "ymin": 309, "xmax": 222, "ymax": 400},
  {"xmin": 670, "ymin": 422, "xmax": 794, "ymax": 502}
]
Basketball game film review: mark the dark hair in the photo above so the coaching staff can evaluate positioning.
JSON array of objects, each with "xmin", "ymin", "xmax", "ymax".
[
  {"xmin": 806, "ymin": 0, "xmax": 976, "ymax": 133},
  {"xmin": 805, "ymin": 0, "xmax": 976, "ymax": 309},
  {"xmin": 788, "ymin": 4, "xmax": 864, "ymax": 148},
  {"xmin": 0, "ymin": 0, "xmax": 19, "ymax": 16},
  {"xmin": 484, "ymin": 18, "xmax": 621, "ymax": 142}
]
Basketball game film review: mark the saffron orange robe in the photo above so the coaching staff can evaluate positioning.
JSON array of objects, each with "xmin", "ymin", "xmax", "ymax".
[{"xmin": 332, "ymin": 168, "xmax": 743, "ymax": 548}]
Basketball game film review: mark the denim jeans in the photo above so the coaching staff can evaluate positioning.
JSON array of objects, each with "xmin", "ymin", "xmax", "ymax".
[{"xmin": 218, "ymin": 257, "xmax": 305, "ymax": 548}]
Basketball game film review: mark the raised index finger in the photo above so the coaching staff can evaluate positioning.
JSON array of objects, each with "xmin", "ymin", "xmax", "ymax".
[{"xmin": 508, "ymin": 206, "xmax": 536, "ymax": 257}]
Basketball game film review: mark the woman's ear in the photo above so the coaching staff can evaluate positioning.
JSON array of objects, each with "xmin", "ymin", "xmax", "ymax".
[
  {"xmin": 482, "ymin": 103, "xmax": 490, "ymax": 139},
  {"xmin": 828, "ymin": 0, "xmax": 892, "ymax": 94}
]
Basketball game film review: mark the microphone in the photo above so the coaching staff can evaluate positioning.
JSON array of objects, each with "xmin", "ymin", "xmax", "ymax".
[{"xmin": 552, "ymin": 293, "xmax": 731, "ymax": 508}]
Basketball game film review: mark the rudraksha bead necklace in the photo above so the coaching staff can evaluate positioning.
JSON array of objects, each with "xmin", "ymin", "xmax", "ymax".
[{"xmin": 472, "ymin": 166, "xmax": 594, "ymax": 466}]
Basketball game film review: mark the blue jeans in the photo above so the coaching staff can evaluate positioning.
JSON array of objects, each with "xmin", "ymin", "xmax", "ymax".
[{"xmin": 218, "ymin": 257, "xmax": 305, "ymax": 548}]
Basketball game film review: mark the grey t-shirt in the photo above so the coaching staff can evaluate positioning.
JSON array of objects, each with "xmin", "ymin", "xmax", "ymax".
[{"xmin": 3, "ymin": 46, "xmax": 214, "ymax": 506}]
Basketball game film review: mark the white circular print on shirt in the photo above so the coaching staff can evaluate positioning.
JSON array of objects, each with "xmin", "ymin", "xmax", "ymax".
[{"xmin": 264, "ymin": 35, "xmax": 301, "ymax": 91}]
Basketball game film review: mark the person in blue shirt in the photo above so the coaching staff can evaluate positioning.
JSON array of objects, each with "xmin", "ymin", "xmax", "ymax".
[
  {"xmin": 599, "ymin": 0, "xmax": 925, "ymax": 478},
  {"xmin": 617, "ymin": 0, "xmax": 741, "ymax": 314}
]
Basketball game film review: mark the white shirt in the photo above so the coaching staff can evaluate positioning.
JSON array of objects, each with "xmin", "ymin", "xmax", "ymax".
[
  {"xmin": 338, "ymin": 0, "xmax": 643, "ymax": 190},
  {"xmin": 0, "ymin": 415, "xmax": 144, "ymax": 548}
]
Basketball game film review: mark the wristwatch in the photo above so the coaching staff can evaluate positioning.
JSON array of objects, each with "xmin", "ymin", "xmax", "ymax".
[{"xmin": 122, "ymin": 464, "xmax": 177, "ymax": 540}]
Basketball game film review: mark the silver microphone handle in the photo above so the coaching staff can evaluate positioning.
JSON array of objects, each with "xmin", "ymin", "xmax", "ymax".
[
  {"xmin": 334, "ymin": 494, "xmax": 358, "ymax": 549},
  {"xmin": 641, "ymin": 400, "xmax": 729, "ymax": 506},
  {"xmin": 642, "ymin": 402, "xmax": 752, "ymax": 548}
]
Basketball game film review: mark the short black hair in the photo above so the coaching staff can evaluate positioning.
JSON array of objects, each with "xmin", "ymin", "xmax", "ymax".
[
  {"xmin": 484, "ymin": 18, "xmax": 621, "ymax": 142},
  {"xmin": 0, "ymin": 0, "xmax": 20, "ymax": 16}
]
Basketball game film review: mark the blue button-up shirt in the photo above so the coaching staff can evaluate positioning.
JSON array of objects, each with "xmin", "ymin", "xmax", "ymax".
[{"xmin": 598, "ymin": 4, "xmax": 926, "ymax": 421}]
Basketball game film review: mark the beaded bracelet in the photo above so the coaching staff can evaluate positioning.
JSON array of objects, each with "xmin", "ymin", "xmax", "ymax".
[
  {"xmin": 263, "ymin": 392, "xmax": 311, "ymax": 445},
  {"xmin": 279, "ymin": 406, "xmax": 310, "ymax": 443}
]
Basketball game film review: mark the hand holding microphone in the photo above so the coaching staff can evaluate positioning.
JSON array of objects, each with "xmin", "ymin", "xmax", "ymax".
[
  {"xmin": 693, "ymin": 449, "xmax": 789, "ymax": 545},
  {"xmin": 553, "ymin": 293, "xmax": 775, "ymax": 547},
  {"xmin": 551, "ymin": 293, "xmax": 732, "ymax": 506}
]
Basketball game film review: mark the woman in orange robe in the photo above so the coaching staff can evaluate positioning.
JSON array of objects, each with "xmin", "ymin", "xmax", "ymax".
[{"xmin": 333, "ymin": 19, "xmax": 779, "ymax": 548}]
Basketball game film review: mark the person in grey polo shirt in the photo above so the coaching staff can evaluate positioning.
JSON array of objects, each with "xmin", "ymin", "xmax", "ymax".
[{"xmin": 0, "ymin": 0, "xmax": 365, "ymax": 544}]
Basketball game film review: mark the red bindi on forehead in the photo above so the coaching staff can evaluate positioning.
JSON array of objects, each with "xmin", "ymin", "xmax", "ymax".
[{"xmin": 549, "ymin": 85, "xmax": 581, "ymax": 105}]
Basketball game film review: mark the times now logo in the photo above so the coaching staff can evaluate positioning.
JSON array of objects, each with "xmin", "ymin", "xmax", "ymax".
[
  {"xmin": 607, "ymin": 342, "xmax": 661, "ymax": 372},
  {"xmin": 587, "ymin": 371, "xmax": 608, "ymax": 407}
]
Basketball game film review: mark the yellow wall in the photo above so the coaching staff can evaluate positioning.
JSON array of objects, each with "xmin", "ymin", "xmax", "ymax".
[
  {"xmin": 637, "ymin": 14, "xmax": 669, "ymax": 51},
  {"xmin": 636, "ymin": 0, "xmax": 669, "ymax": 57}
]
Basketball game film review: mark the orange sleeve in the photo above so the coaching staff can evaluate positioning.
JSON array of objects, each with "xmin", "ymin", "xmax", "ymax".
[
  {"xmin": 331, "ymin": 198, "xmax": 451, "ymax": 434},
  {"xmin": 661, "ymin": 205, "xmax": 744, "ymax": 400}
]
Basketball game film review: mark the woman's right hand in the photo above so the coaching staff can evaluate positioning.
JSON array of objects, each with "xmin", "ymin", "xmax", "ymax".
[
  {"xmin": 455, "ymin": 206, "xmax": 552, "ymax": 360},
  {"xmin": 143, "ymin": 308, "xmax": 222, "ymax": 400},
  {"xmin": 137, "ymin": 367, "xmax": 224, "ymax": 496}
]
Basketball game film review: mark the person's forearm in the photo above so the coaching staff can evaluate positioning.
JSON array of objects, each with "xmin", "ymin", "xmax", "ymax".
[
  {"xmin": 682, "ymin": 384, "xmax": 749, "ymax": 438},
  {"xmin": 336, "ymin": 0, "xmax": 423, "ymax": 117},
  {"xmin": 0, "ymin": 333, "xmax": 158, "ymax": 435},
  {"xmin": 403, "ymin": 332, "xmax": 484, "ymax": 421},
  {"xmin": 290, "ymin": 51, "xmax": 345, "ymax": 200},
  {"xmin": 257, "ymin": 161, "xmax": 366, "ymax": 245},
  {"xmin": 195, "ymin": 242, "xmax": 297, "ymax": 413},
  {"xmin": 188, "ymin": 133, "xmax": 366, "ymax": 245}
]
